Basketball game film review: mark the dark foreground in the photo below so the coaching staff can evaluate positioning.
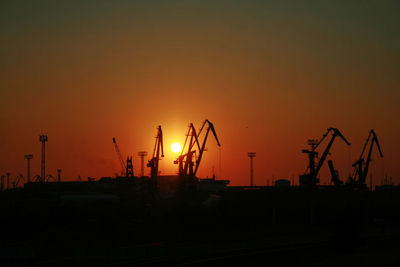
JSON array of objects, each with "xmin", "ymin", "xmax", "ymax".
[{"xmin": 1, "ymin": 184, "xmax": 400, "ymax": 266}]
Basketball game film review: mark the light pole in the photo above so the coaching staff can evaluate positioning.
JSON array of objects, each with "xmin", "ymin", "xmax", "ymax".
[
  {"xmin": 39, "ymin": 135, "xmax": 48, "ymax": 182},
  {"xmin": 24, "ymin": 154, "xmax": 33, "ymax": 183},
  {"xmin": 248, "ymin": 152, "xmax": 256, "ymax": 187}
]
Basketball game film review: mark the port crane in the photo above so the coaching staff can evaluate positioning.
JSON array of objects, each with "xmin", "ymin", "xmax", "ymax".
[
  {"xmin": 349, "ymin": 129, "xmax": 383, "ymax": 189},
  {"xmin": 147, "ymin": 125, "xmax": 164, "ymax": 180},
  {"xmin": 300, "ymin": 127, "xmax": 350, "ymax": 186},
  {"xmin": 174, "ymin": 119, "xmax": 221, "ymax": 180},
  {"xmin": 112, "ymin": 137, "xmax": 126, "ymax": 176},
  {"xmin": 174, "ymin": 123, "xmax": 201, "ymax": 178},
  {"xmin": 194, "ymin": 119, "xmax": 221, "ymax": 176}
]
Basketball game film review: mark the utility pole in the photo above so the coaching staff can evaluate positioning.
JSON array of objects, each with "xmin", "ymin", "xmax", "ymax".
[
  {"xmin": 248, "ymin": 152, "xmax": 256, "ymax": 187},
  {"xmin": 39, "ymin": 135, "xmax": 48, "ymax": 183},
  {"xmin": 138, "ymin": 151, "xmax": 148, "ymax": 177},
  {"xmin": 0, "ymin": 175, "xmax": 4, "ymax": 191},
  {"xmin": 24, "ymin": 154, "xmax": 33, "ymax": 183}
]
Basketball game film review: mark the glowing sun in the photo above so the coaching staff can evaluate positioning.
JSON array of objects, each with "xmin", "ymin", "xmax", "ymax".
[{"xmin": 171, "ymin": 142, "xmax": 182, "ymax": 153}]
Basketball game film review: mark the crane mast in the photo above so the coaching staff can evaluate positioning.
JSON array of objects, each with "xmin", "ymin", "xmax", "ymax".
[
  {"xmin": 147, "ymin": 126, "xmax": 164, "ymax": 179},
  {"xmin": 300, "ymin": 128, "xmax": 350, "ymax": 186}
]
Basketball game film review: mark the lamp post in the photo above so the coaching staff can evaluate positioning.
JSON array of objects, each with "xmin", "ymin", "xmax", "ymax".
[
  {"xmin": 24, "ymin": 154, "xmax": 33, "ymax": 183},
  {"xmin": 248, "ymin": 152, "xmax": 256, "ymax": 187},
  {"xmin": 39, "ymin": 135, "xmax": 48, "ymax": 182}
]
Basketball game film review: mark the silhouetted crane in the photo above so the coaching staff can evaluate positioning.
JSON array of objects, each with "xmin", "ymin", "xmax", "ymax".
[
  {"xmin": 349, "ymin": 129, "xmax": 383, "ymax": 189},
  {"xmin": 175, "ymin": 119, "xmax": 220, "ymax": 180},
  {"xmin": 300, "ymin": 127, "xmax": 350, "ymax": 186},
  {"xmin": 194, "ymin": 119, "xmax": 221, "ymax": 176},
  {"xmin": 112, "ymin": 137, "xmax": 126, "ymax": 176},
  {"xmin": 174, "ymin": 123, "xmax": 200, "ymax": 178},
  {"xmin": 147, "ymin": 126, "xmax": 164, "ymax": 180}
]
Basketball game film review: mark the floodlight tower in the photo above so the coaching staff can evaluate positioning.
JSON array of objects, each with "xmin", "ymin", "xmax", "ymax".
[
  {"xmin": 138, "ymin": 151, "xmax": 148, "ymax": 177},
  {"xmin": 248, "ymin": 152, "xmax": 256, "ymax": 186},
  {"xmin": 24, "ymin": 154, "xmax": 33, "ymax": 183},
  {"xmin": 39, "ymin": 135, "xmax": 48, "ymax": 183}
]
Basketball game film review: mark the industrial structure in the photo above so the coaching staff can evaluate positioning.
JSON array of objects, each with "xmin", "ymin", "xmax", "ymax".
[
  {"xmin": 174, "ymin": 120, "xmax": 221, "ymax": 189},
  {"xmin": 39, "ymin": 135, "xmax": 48, "ymax": 183},
  {"xmin": 348, "ymin": 129, "xmax": 383, "ymax": 189},
  {"xmin": 248, "ymin": 152, "xmax": 256, "ymax": 186},
  {"xmin": 147, "ymin": 125, "xmax": 164, "ymax": 190},
  {"xmin": 0, "ymin": 122, "xmax": 390, "ymax": 195},
  {"xmin": 126, "ymin": 157, "xmax": 134, "ymax": 178},
  {"xmin": 24, "ymin": 154, "xmax": 33, "ymax": 183},
  {"xmin": 112, "ymin": 137, "xmax": 126, "ymax": 177},
  {"xmin": 300, "ymin": 128, "xmax": 350, "ymax": 187}
]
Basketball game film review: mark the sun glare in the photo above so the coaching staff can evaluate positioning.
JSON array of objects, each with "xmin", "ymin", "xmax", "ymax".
[{"xmin": 171, "ymin": 142, "xmax": 182, "ymax": 153}]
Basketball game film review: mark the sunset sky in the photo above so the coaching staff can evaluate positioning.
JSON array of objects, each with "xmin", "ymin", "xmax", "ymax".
[{"xmin": 1, "ymin": 1, "xmax": 399, "ymax": 186}]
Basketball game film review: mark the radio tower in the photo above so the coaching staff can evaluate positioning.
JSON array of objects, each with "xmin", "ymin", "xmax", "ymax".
[{"xmin": 40, "ymin": 135, "xmax": 48, "ymax": 183}]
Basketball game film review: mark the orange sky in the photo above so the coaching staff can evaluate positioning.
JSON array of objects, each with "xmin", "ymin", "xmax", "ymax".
[{"xmin": 1, "ymin": 1, "xmax": 399, "ymax": 186}]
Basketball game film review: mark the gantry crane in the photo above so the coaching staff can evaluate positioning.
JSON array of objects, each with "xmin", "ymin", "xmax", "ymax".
[
  {"xmin": 147, "ymin": 125, "xmax": 164, "ymax": 180},
  {"xmin": 300, "ymin": 127, "xmax": 350, "ymax": 186},
  {"xmin": 174, "ymin": 119, "xmax": 220, "ymax": 181},
  {"xmin": 112, "ymin": 137, "xmax": 126, "ymax": 176},
  {"xmin": 349, "ymin": 129, "xmax": 383, "ymax": 189}
]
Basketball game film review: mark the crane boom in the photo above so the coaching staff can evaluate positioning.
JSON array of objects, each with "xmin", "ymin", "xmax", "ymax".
[
  {"xmin": 194, "ymin": 119, "xmax": 221, "ymax": 176},
  {"xmin": 112, "ymin": 137, "xmax": 126, "ymax": 176},
  {"xmin": 314, "ymin": 128, "xmax": 350, "ymax": 176}
]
